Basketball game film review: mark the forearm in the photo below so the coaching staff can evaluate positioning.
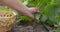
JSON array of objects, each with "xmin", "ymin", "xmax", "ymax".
[{"xmin": 0, "ymin": 0, "xmax": 28, "ymax": 14}]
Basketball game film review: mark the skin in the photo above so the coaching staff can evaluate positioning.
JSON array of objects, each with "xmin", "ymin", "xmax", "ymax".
[{"xmin": 0, "ymin": 0, "xmax": 39, "ymax": 20}]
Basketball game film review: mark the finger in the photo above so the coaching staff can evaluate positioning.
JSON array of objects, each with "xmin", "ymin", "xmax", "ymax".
[
  {"xmin": 29, "ymin": 8, "xmax": 40, "ymax": 14},
  {"xmin": 25, "ymin": 12, "xmax": 34, "ymax": 20},
  {"xmin": 33, "ymin": 8, "xmax": 40, "ymax": 13}
]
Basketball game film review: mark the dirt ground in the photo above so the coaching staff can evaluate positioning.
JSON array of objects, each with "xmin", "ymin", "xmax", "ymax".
[{"xmin": 10, "ymin": 20, "xmax": 54, "ymax": 32}]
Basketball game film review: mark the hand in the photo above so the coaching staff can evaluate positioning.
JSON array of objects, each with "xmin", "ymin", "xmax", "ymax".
[{"xmin": 22, "ymin": 8, "xmax": 40, "ymax": 20}]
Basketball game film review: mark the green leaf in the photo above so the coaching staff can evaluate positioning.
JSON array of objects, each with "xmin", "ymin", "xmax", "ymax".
[
  {"xmin": 56, "ymin": 26, "xmax": 60, "ymax": 32},
  {"xmin": 20, "ymin": 16, "xmax": 32, "ymax": 23},
  {"xmin": 56, "ymin": 16, "xmax": 60, "ymax": 22},
  {"xmin": 19, "ymin": 0, "xmax": 24, "ymax": 2},
  {"xmin": 40, "ymin": 15, "xmax": 47, "ymax": 22}
]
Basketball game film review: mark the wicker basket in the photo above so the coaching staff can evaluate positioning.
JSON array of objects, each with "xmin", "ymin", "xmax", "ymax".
[{"xmin": 0, "ymin": 10, "xmax": 16, "ymax": 32}]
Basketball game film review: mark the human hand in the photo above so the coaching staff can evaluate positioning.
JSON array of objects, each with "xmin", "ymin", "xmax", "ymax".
[{"xmin": 21, "ymin": 8, "xmax": 40, "ymax": 20}]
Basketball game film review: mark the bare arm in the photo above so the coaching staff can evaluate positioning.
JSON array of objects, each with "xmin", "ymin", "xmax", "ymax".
[
  {"xmin": 0, "ymin": 0, "xmax": 39, "ymax": 19},
  {"xmin": 0, "ymin": 0, "xmax": 28, "ymax": 13}
]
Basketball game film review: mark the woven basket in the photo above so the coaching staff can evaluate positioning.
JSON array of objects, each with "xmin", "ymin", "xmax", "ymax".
[{"xmin": 0, "ymin": 10, "xmax": 16, "ymax": 32}]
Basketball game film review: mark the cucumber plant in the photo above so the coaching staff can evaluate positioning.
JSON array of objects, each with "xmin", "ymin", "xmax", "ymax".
[
  {"xmin": 0, "ymin": 0, "xmax": 60, "ymax": 27},
  {"xmin": 26, "ymin": 0, "xmax": 60, "ymax": 27}
]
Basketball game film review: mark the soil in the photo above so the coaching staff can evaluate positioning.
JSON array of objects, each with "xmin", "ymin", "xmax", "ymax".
[{"xmin": 9, "ymin": 20, "xmax": 50, "ymax": 32}]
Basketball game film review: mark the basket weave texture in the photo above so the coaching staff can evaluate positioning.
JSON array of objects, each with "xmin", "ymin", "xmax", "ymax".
[{"xmin": 0, "ymin": 10, "xmax": 16, "ymax": 32}]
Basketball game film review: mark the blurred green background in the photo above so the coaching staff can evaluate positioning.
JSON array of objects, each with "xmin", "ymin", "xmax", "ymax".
[{"xmin": 0, "ymin": 0, "xmax": 60, "ymax": 32}]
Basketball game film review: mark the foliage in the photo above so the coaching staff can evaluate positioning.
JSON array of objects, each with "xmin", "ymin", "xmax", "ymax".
[
  {"xmin": 0, "ymin": 0, "xmax": 60, "ymax": 26},
  {"xmin": 26, "ymin": 0, "xmax": 60, "ymax": 26},
  {"xmin": 20, "ymin": 15, "xmax": 32, "ymax": 23},
  {"xmin": 56, "ymin": 26, "xmax": 60, "ymax": 32},
  {"xmin": 0, "ymin": 0, "xmax": 60, "ymax": 31},
  {"xmin": 0, "ymin": 6, "xmax": 13, "ymax": 11}
]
